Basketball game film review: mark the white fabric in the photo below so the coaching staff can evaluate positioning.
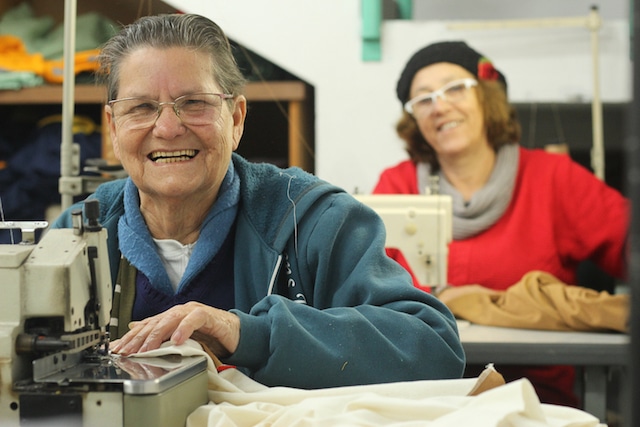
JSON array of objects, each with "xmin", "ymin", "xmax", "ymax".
[{"xmin": 126, "ymin": 340, "xmax": 605, "ymax": 427}]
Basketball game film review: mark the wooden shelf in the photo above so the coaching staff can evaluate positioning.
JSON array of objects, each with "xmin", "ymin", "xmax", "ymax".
[
  {"xmin": 245, "ymin": 81, "xmax": 308, "ymax": 102},
  {"xmin": 0, "ymin": 85, "xmax": 105, "ymax": 104},
  {"xmin": 0, "ymin": 81, "xmax": 308, "ymax": 104}
]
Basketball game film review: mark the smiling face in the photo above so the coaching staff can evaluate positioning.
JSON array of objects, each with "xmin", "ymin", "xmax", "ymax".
[
  {"xmin": 408, "ymin": 62, "xmax": 489, "ymax": 160},
  {"xmin": 105, "ymin": 47, "xmax": 246, "ymax": 205}
]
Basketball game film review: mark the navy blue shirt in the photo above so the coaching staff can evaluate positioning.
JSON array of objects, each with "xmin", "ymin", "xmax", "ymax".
[{"xmin": 132, "ymin": 226, "xmax": 235, "ymax": 320}]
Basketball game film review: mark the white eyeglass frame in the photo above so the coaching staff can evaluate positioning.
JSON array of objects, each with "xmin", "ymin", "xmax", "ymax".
[{"xmin": 403, "ymin": 78, "xmax": 478, "ymax": 116}]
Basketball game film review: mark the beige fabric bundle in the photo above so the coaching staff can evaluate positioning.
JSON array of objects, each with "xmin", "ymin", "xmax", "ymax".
[
  {"xmin": 445, "ymin": 271, "xmax": 629, "ymax": 332},
  {"xmin": 128, "ymin": 340, "xmax": 604, "ymax": 427}
]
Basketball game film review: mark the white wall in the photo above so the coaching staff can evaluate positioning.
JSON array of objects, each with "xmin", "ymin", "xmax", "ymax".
[{"xmin": 164, "ymin": 0, "xmax": 631, "ymax": 194}]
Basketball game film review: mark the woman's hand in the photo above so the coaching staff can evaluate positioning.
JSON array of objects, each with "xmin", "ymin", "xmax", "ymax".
[{"xmin": 110, "ymin": 301, "xmax": 240, "ymax": 357}]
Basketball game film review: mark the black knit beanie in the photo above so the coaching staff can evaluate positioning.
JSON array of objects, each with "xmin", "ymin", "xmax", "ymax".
[{"xmin": 396, "ymin": 41, "xmax": 507, "ymax": 104}]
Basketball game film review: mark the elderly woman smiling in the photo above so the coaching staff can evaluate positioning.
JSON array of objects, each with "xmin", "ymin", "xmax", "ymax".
[{"xmin": 52, "ymin": 14, "xmax": 465, "ymax": 389}]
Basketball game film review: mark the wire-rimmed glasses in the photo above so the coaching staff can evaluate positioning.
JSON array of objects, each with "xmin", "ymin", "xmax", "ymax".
[
  {"xmin": 404, "ymin": 78, "xmax": 477, "ymax": 117},
  {"xmin": 107, "ymin": 93, "xmax": 234, "ymax": 130}
]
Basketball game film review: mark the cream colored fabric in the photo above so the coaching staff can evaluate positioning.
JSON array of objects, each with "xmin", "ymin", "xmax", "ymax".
[
  {"xmin": 125, "ymin": 340, "xmax": 605, "ymax": 427},
  {"xmin": 445, "ymin": 270, "xmax": 629, "ymax": 332}
]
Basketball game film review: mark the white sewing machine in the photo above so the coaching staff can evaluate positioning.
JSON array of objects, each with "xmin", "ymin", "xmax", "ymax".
[
  {"xmin": 353, "ymin": 194, "xmax": 453, "ymax": 287},
  {"xmin": 0, "ymin": 200, "xmax": 208, "ymax": 427}
]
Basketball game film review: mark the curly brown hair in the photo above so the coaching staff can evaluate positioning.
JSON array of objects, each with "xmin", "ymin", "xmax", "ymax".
[{"xmin": 396, "ymin": 80, "xmax": 521, "ymax": 172}]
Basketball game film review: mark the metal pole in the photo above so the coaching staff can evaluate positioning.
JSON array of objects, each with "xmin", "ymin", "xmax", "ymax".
[
  {"xmin": 588, "ymin": 6, "xmax": 605, "ymax": 180},
  {"xmin": 60, "ymin": 0, "xmax": 77, "ymax": 210},
  {"xmin": 626, "ymin": 1, "xmax": 640, "ymax": 425}
]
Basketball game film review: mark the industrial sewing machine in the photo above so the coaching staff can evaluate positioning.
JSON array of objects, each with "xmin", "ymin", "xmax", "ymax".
[
  {"xmin": 353, "ymin": 194, "xmax": 453, "ymax": 287},
  {"xmin": 0, "ymin": 200, "xmax": 208, "ymax": 427}
]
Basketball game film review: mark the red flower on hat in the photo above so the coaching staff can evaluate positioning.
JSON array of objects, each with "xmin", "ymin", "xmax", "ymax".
[{"xmin": 477, "ymin": 57, "xmax": 499, "ymax": 81}]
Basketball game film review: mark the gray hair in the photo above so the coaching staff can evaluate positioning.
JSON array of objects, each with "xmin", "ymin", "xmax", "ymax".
[{"xmin": 97, "ymin": 14, "xmax": 246, "ymax": 101}]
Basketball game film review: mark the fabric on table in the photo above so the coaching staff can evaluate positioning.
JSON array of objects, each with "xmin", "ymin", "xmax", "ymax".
[
  {"xmin": 123, "ymin": 340, "xmax": 604, "ymax": 427},
  {"xmin": 445, "ymin": 270, "xmax": 629, "ymax": 332}
]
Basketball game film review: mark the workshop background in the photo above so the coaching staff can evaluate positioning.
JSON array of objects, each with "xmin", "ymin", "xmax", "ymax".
[{"xmin": 0, "ymin": 0, "xmax": 630, "ymax": 233}]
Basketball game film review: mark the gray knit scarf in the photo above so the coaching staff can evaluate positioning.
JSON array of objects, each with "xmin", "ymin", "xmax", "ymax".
[{"xmin": 417, "ymin": 144, "xmax": 519, "ymax": 240}]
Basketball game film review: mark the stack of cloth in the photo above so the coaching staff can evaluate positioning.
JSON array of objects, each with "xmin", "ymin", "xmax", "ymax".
[{"xmin": 0, "ymin": 2, "xmax": 117, "ymax": 89}]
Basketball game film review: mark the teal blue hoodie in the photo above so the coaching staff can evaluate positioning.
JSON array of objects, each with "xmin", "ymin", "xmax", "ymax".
[{"xmin": 53, "ymin": 154, "xmax": 464, "ymax": 388}]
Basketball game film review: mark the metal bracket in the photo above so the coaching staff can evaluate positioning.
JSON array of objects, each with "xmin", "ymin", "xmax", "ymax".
[{"xmin": 0, "ymin": 221, "xmax": 49, "ymax": 244}]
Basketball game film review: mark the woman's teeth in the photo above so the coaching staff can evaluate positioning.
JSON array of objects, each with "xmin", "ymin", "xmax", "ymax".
[
  {"xmin": 149, "ymin": 149, "xmax": 197, "ymax": 163},
  {"xmin": 440, "ymin": 121, "xmax": 461, "ymax": 131}
]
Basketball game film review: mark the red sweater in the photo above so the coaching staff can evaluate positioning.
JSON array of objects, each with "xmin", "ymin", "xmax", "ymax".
[{"xmin": 373, "ymin": 146, "xmax": 629, "ymax": 406}]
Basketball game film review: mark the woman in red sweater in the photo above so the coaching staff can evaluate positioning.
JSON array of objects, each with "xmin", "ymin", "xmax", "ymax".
[{"xmin": 373, "ymin": 41, "xmax": 629, "ymax": 408}]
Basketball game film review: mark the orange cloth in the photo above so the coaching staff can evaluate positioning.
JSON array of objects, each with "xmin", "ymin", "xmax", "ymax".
[
  {"xmin": 0, "ymin": 34, "xmax": 100, "ymax": 83},
  {"xmin": 0, "ymin": 34, "xmax": 45, "ymax": 75},
  {"xmin": 445, "ymin": 270, "xmax": 629, "ymax": 332},
  {"xmin": 42, "ymin": 49, "xmax": 101, "ymax": 83}
]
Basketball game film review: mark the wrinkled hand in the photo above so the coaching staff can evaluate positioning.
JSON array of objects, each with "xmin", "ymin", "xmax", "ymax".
[
  {"xmin": 110, "ymin": 301, "xmax": 240, "ymax": 357},
  {"xmin": 438, "ymin": 284, "xmax": 502, "ymax": 306}
]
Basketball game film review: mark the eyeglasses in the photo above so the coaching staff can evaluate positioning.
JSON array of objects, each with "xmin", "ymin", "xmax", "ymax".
[
  {"xmin": 404, "ymin": 78, "xmax": 477, "ymax": 117},
  {"xmin": 108, "ymin": 93, "xmax": 234, "ymax": 130}
]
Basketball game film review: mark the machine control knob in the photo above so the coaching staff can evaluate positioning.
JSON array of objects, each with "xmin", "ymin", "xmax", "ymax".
[{"xmin": 84, "ymin": 200, "xmax": 101, "ymax": 232}]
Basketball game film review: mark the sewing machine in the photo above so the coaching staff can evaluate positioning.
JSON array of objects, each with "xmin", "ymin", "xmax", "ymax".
[
  {"xmin": 0, "ymin": 200, "xmax": 208, "ymax": 427},
  {"xmin": 353, "ymin": 194, "xmax": 453, "ymax": 287}
]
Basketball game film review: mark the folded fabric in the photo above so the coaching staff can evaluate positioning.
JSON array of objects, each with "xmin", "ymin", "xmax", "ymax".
[
  {"xmin": 124, "ymin": 340, "xmax": 604, "ymax": 427},
  {"xmin": 0, "ymin": 70, "xmax": 43, "ymax": 90},
  {"xmin": 0, "ymin": 3, "xmax": 117, "ymax": 84},
  {"xmin": 0, "ymin": 2, "xmax": 54, "ymax": 51},
  {"xmin": 445, "ymin": 270, "xmax": 629, "ymax": 332},
  {"xmin": 0, "ymin": 3, "xmax": 117, "ymax": 58},
  {"xmin": 0, "ymin": 35, "xmax": 46, "ymax": 74},
  {"xmin": 0, "ymin": 35, "xmax": 101, "ymax": 83},
  {"xmin": 119, "ymin": 339, "xmax": 217, "ymax": 371}
]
